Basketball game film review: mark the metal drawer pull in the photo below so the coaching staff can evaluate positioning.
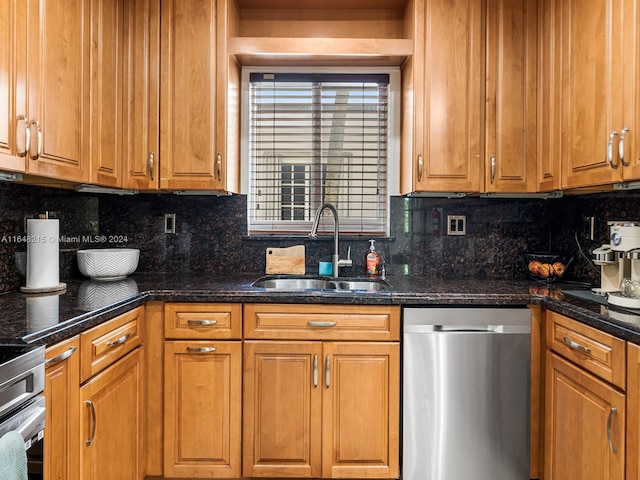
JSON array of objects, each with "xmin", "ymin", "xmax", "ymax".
[
  {"xmin": 607, "ymin": 130, "xmax": 619, "ymax": 168},
  {"xmin": 46, "ymin": 346, "xmax": 77, "ymax": 366},
  {"xmin": 107, "ymin": 332, "xmax": 131, "ymax": 347},
  {"xmin": 325, "ymin": 355, "xmax": 331, "ymax": 388},
  {"xmin": 313, "ymin": 354, "xmax": 318, "ymax": 388},
  {"xmin": 28, "ymin": 120, "xmax": 42, "ymax": 160},
  {"xmin": 563, "ymin": 337, "xmax": 591, "ymax": 353},
  {"xmin": 148, "ymin": 151, "xmax": 155, "ymax": 180},
  {"xmin": 16, "ymin": 115, "xmax": 30, "ymax": 157},
  {"xmin": 187, "ymin": 319, "xmax": 218, "ymax": 326},
  {"xmin": 417, "ymin": 154, "xmax": 424, "ymax": 182},
  {"xmin": 307, "ymin": 321, "xmax": 337, "ymax": 327},
  {"xmin": 186, "ymin": 346, "xmax": 217, "ymax": 353},
  {"xmin": 216, "ymin": 153, "xmax": 222, "ymax": 181},
  {"xmin": 490, "ymin": 154, "xmax": 496, "ymax": 184},
  {"xmin": 85, "ymin": 400, "xmax": 96, "ymax": 446},
  {"xmin": 607, "ymin": 407, "xmax": 618, "ymax": 453},
  {"xmin": 620, "ymin": 127, "xmax": 630, "ymax": 167}
]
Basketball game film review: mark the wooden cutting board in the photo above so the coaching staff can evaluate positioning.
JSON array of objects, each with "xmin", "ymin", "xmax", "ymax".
[{"xmin": 265, "ymin": 245, "xmax": 305, "ymax": 274}]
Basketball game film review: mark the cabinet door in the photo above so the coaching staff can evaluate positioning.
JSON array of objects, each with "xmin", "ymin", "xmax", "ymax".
[
  {"xmin": 164, "ymin": 341, "xmax": 242, "ymax": 478},
  {"xmin": 80, "ymin": 348, "xmax": 144, "ymax": 480},
  {"xmin": 160, "ymin": 0, "xmax": 219, "ymax": 190},
  {"xmin": 560, "ymin": 0, "xmax": 624, "ymax": 188},
  {"xmin": 44, "ymin": 337, "xmax": 80, "ymax": 480},
  {"xmin": 412, "ymin": 0, "xmax": 483, "ymax": 193},
  {"xmin": 21, "ymin": 0, "xmax": 89, "ymax": 182},
  {"xmin": 627, "ymin": 343, "xmax": 640, "ymax": 480},
  {"xmin": 619, "ymin": 0, "xmax": 640, "ymax": 181},
  {"xmin": 0, "ymin": 0, "xmax": 25, "ymax": 172},
  {"xmin": 89, "ymin": 0, "xmax": 125, "ymax": 188},
  {"xmin": 122, "ymin": 0, "xmax": 160, "ymax": 190},
  {"xmin": 485, "ymin": 0, "xmax": 537, "ymax": 193},
  {"xmin": 322, "ymin": 342, "xmax": 400, "ymax": 479},
  {"xmin": 243, "ymin": 341, "xmax": 323, "ymax": 478},
  {"xmin": 544, "ymin": 352, "xmax": 625, "ymax": 480}
]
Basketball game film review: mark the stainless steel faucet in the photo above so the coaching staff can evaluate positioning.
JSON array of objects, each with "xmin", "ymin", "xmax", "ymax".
[{"xmin": 309, "ymin": 202, "xmax": 352, "ymax": 278}]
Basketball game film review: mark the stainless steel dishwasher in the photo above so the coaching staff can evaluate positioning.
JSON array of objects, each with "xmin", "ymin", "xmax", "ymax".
[{"xmin": 402, "ymin": 307, "xmax": 531, "ymax": 480}]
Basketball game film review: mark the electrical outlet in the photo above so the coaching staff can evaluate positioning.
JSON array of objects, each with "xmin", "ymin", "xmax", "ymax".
[
  {"xmin": 164, "ymin": 213, "xmax": 176, "ymax": 234},
  {"xmin": 583, "ymin": 216, "xmax": 595, "ymax": 241},
  {"xmin": 447, "ymin": 215, "xmax": 466, "ymax": 236}
]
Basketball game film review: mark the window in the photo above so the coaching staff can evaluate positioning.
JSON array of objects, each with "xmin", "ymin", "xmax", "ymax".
[{"xmin": 246, "ymin": 72, "xmax": 392, "ymax": 235}]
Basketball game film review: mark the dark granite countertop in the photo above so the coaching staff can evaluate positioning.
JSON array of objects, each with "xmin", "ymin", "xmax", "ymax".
[{"xmin": 2, "ymin": 273, "xmax": 640, "ymax": 347}]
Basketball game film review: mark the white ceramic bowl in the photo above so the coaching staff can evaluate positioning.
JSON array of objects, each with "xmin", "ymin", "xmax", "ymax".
[{"xmin": 77, "ymin": 248, "xmax": 140, "ymax": 280}]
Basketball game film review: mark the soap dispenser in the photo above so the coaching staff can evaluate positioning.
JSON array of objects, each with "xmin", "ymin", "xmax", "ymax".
[{"xmin": 365, "ymin": 239, "xmax": 380, "ymax": 277}]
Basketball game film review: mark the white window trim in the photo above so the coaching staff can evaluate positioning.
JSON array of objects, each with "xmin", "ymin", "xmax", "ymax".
[{"xmin": 240, "ymin": 66, "xmax": 400, "ymax": 235}]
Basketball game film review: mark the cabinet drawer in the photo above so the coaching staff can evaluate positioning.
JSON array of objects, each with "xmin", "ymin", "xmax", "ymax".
[
  {"xmin": 547, "ymin": 311, "xmax": 626, "ymax": 389},
  {"xmin": 244, "ymin": 304, "xmax": 400, "ymax": 341},
  {"xmin": 164, "ymin": 303, "xmax": 242, "ymax": 339},
  {"xmin": 80, "ymin": 306, "xmax": 144, "ymax": 383}
]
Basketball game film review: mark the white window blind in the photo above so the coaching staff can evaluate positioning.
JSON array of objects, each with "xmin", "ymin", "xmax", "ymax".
[{"xmin": 248, "ymin": 73, "xmax": 389, "ymax": 235}]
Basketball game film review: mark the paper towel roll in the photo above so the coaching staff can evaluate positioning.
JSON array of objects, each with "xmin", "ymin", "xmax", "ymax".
[{"xmin": 25, "ymin": 219, "xmax": 60, "ymax": 290}]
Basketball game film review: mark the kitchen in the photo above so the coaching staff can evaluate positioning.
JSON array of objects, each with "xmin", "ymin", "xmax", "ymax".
[{"xmin": 0, "ymin": 0, "xmax": 639, "ymax": 479}]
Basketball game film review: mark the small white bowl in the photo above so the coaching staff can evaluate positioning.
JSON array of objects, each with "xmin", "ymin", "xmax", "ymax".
[{"xmin": 77, "ymin": 248, "xmax": 140, "ymax": 281}]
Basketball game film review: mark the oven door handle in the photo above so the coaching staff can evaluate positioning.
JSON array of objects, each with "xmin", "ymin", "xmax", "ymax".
[{"xmin": 17, "ymin": 403, "xmax": 45, "ymax": 443}]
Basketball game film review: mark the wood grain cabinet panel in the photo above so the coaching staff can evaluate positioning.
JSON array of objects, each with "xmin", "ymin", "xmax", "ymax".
[
  {"xmin": 626, "ymin": 343, "xmax": 640, "ymax": 480},
  {"xmin": 44, "ymin": 337, "xmax": 80, "ymax": 480}
]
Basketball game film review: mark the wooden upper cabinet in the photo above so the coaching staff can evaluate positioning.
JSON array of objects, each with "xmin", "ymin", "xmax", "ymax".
[
  {"xmin": 159, "ymin": 0, "xmax": 240, "ymax": 193},
  {"xmin": 89, "ymin": 0, "xmax": 125, "ymax": 188},
  {"xmin": 484, "ymin": 0, "xmax": 537, "ymax": 193},
  {"xmin": 559, "ymin": 0, "xmax": 624, "ymax": 188},
  {"xmin": 17, "ymin": 0, "xmax": 90, "ymax": 182},
  {"xmin": 122, "ymin": 0, "xmax": 160, "ymax": 190},
  {"xmin": 401, "ymin": 0, "xmax": 483, "ymax": 194},
  {"xmin": 0, "ymin": 0, "xmax": 26, "ymax": 173}
]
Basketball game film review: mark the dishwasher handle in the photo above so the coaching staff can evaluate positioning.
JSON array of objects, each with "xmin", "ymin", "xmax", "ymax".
[{"xmin": 428, "ymin": 324, "xmax": 529, "ymax": 334}]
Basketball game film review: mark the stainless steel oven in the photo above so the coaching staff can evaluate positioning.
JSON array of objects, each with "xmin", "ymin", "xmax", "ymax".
[{"xmin": 0, "ymin": 344, "xmax": 45, "ymax": 480}]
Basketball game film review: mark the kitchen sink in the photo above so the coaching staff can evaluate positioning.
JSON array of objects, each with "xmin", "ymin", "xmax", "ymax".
[{"xmin": 251, "ymin": 276, "xmax": 390, "ymax": 292}]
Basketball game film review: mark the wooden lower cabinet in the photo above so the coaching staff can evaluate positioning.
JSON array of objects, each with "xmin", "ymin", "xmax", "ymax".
[
  {"xmin": 544, "ymin": 351, "xmax": 625, "ymax": 480},
  {"xmin": 44, "ymin": 337, "xmax": 80, "ymax": 480},
  {"xmin": 243, "ymin": 340, "xmax": 400, "ymax": 479},
  {"xmin": 627, "ymin": 343, "xmax": 640, "ymax": 480},
  {"xmin": 80, "ymin": 347, "xmax": 144, "ymax": 480},
  {"xmin": 163, "ymin": 340, "xmax": 242, "ymax": 478}
]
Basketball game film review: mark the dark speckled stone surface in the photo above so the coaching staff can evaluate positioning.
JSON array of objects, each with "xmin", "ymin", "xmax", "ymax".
[{"xmin": 1, "ymin": 273, "xmax": 640, "ymax": 348}]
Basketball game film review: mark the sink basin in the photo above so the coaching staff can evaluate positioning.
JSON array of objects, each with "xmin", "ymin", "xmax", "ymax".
[{"xmin": 251, "ymin": 276, "xmax": 389, "ymax": 292}]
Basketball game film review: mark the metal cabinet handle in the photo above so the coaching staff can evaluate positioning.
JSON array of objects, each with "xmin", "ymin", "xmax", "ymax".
[
  {"xmin": 325, "ymin": 355, "xmax": 330, "ymax": 388},
  {"xmin": 607, "ymin": 130, "xmax": 619, "ymax": 168},
  {"xmin": 148, "ymin": 151, "xmax": 155, "ymax": 180},
  {"xmin": 85, "ymin": 400, "xmax": 96, "ymax": 446},
  {"xmin": 216, "ymin": 153, "xmax": 222, "ymax": 181},
  {"xmin": 620, "ymin": 127, "xmax": 630, "ymax": 167},
  {"xmin": 307, "ymin": 321, "xmax": 337, "ymax": 328},
  {"xmin": 16, "ymin": 115, "xmax": 30, "ymax": 157},
  {"xmin": 490, "ymin": 154, "xmax": 496, "ymax": 184},
  {"xmin": 186, "ymin": 346, "xmax": 217, "ymax": 353},
  {"xmin": 107, "ymin": 332, "xmax": 131, "ymax": 347},
  {"xmin": 313, "ymin": 354, "xmax": 318, "ymax": 388},
  {"xmin": 45, "ymin": 346, "xmax": 77, "ymax": 366},
  {"xmin": 563, "ymin": 336, "xmax": 591, "ymax": 353},
  {"xmin": 28, "ymin": 120, "xmax": 42, "ymax": 160},
  {"xmin": 607, "ymin": 407, "xmax": 618, "ymax": 453},
  {"xmin": 417, "ymin": 154, "xmax": 424, "ymax": 182},
  {"xmin": 187, "ymin": 319, "xmax": 218, "ymax": 326}
]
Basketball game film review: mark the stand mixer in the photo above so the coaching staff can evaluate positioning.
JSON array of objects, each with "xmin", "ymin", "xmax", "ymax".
[{"xmin": 603, "ymin": 222, "xmax": 640, "ymax": 308}]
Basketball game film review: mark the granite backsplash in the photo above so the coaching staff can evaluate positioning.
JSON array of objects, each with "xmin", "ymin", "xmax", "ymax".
[{"xmin": 0, "ymin": 181, "xmax": 636, "ymax": 293}]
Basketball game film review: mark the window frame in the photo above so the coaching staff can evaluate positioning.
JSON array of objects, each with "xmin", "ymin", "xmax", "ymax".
[{"xmin": 241, "ymin": 66, "xmax": 400, "ymax": 236}]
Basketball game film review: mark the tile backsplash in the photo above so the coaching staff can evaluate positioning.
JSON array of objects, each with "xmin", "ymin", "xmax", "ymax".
[{"xmin": 2, "ymin": 181, "xmax": 640, "ymax": 293}]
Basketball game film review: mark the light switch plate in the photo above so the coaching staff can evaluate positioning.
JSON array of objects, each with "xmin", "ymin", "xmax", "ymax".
[{"xmin": 447, "ymin": 215, "xmax": 466, "ymax": 235}]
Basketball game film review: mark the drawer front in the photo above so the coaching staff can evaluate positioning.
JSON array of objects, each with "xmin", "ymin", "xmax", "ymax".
[
  {"xmin": 244, "ymin": 304, "xmax": 400, "ymax": 341},
  {"xmin": 164, "ymin": 303, "xmax": 242, "ymax": 339},
  {"xmin": 547, "ymin": 311, "xmax": 626, "ymax": 389},
  {"xmin": 80, "ymin": 306, "xmax": 144, "ymax": 383}
]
